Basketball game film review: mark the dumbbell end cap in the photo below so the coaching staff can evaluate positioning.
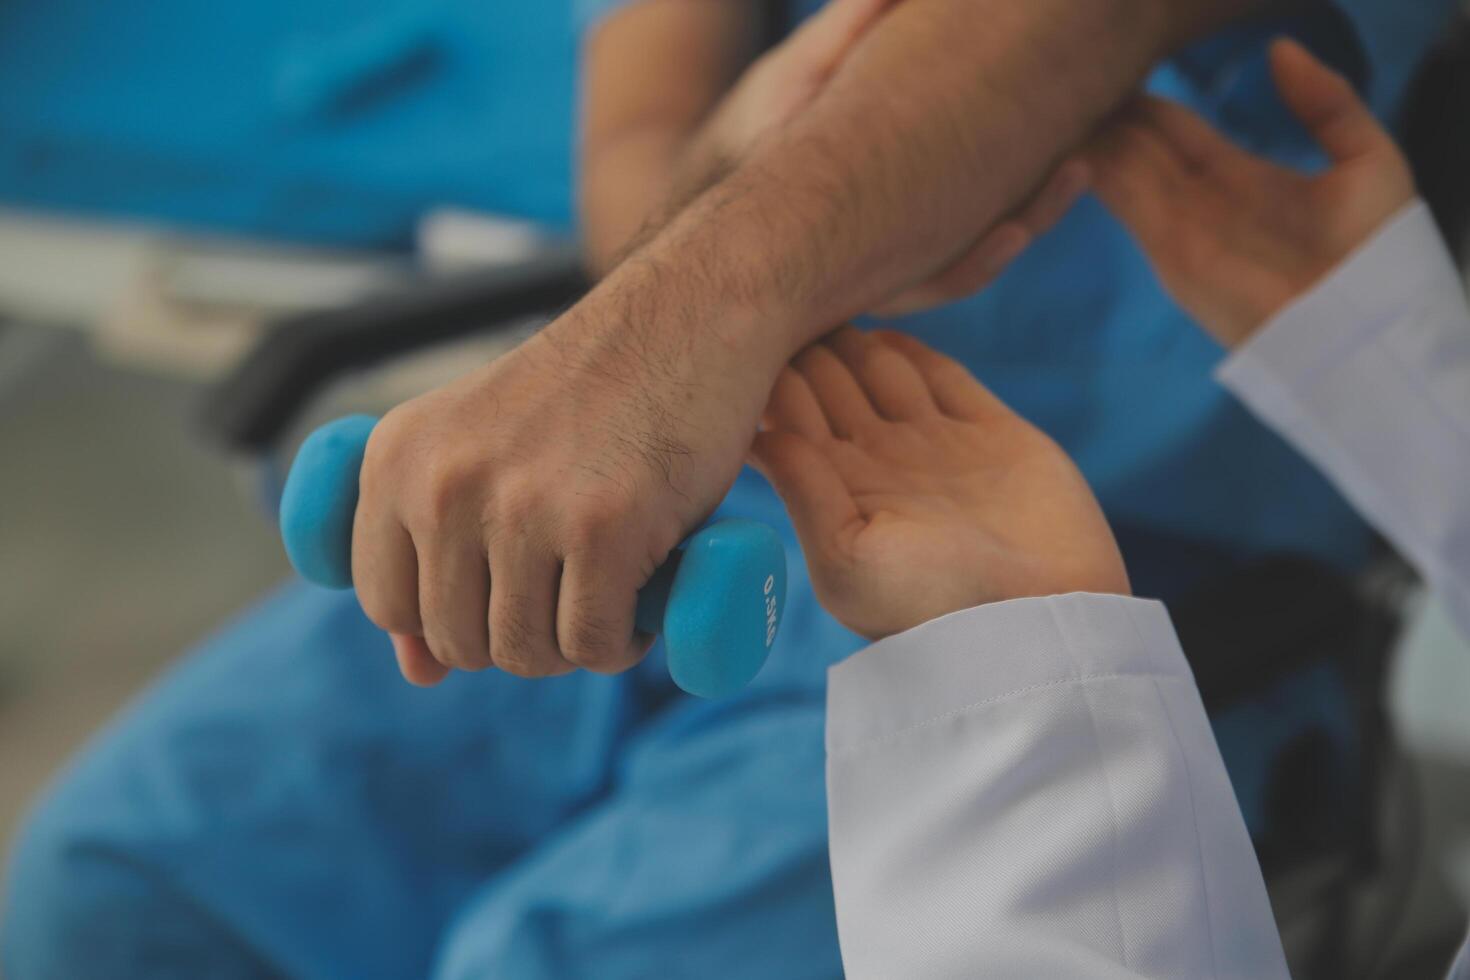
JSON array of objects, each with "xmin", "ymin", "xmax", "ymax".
[
  {"xmin": 664, "ymin": 519, "xmax": 787, "ymax": 699},
  {"xmin": 280, "ymin": 414, "xmax": 379, "ymax": 590}
]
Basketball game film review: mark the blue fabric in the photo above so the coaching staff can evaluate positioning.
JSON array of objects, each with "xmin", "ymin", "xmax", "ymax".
[
  {"xmin": 4, "ymin": 3, "xmax": 1461, "ymax": 978},
  {"xmin": 4, "ymin": 543, "xmax": 855, "ymax": 979},
  {"xmin": 0, "ymin": 0, "xmax": 579, "ymax": 246}
]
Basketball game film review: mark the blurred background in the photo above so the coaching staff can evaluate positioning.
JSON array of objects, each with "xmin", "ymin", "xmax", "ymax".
[
  {"xmin": 2, "ymin": 1, "xmax": 1470, "ymax": 977},
  {"xmin": 0, "ymin": 0, "xmax": 585, "ymax": 902}
]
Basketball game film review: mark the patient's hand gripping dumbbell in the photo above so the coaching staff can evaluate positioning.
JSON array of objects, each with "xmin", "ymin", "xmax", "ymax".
[{"xmin": 278, "ymin": 416, "xmax": 786, "ymax": 698}]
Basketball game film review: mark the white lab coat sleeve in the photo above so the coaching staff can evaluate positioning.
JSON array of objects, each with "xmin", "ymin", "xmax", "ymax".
[
  {"xmin": 1452, "ymin": 932, "xmax": 1470, "ymax": 980},
  {"xmin": 1217, "ymin": 201, "xmax": 1470, "ymax": 639},
  {"xmin": 825, "ymin": 592, "xmax": 1289, "ymax": 979}
]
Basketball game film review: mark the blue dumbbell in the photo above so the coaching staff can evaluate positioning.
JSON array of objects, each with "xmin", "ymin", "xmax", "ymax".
[{"xmin": 279, "ymin": 415, "xmax": 786, "ymax": 698}]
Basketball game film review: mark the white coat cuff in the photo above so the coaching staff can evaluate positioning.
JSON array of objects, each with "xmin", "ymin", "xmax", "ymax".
[
  {"xmin": 826, "ymin": 593, "xmax": 1187, "ymax": 756},
  {"xmin": 1218, "ymin": 201, "xmax": 1455, "ymax": 389},
  {"xmin": 1214, "ymin": 200, "xmax": 1470, "ymax": 636}
]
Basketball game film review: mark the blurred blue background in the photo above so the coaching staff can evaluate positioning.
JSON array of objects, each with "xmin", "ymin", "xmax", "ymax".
[{"xmin": 0, "ymin": 0, "xmax": 578, "ymax": 245}]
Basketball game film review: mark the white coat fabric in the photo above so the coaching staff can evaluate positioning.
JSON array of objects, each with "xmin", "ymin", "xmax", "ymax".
[{"xmin": 825, "ymin": 201, "xmax": 1470, "ymax": 979}]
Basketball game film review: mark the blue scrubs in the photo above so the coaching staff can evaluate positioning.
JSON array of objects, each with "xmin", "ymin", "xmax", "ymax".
[
  {"xmin": 0, "ymin": 0, "xmax": 580, "ymax": 245},
  {"xmin": 4, "ymin": 2, "xmax": 1459, "ymax": 977}
]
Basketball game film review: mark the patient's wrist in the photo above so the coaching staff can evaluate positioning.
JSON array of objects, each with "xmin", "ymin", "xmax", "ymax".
[{"xmin": 616, "ymin": 214, "xmax": 825, "ymax": 373}]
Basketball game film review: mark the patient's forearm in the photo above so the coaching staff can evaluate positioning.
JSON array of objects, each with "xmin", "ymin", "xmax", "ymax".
[{"xmin": 600, "ymin": 0, "xmax": 1258, "ymax": 369}]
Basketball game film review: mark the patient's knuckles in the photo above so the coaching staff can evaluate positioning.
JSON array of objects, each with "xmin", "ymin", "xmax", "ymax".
[
  {"xmin": 492, "ymin": 634, "xmax": 564, "ymax": 678},
  {"xmin": 483, "ymin": 475, "xmax": 540, "ymax": 535},
  {"xmin": 359, "ymin": 410, "xmax": 409, "ymax": 486},
  {"xmin": 489, "ymin": 601, "xmax": 533, "ymax": 657},
  {"xmin": 560, "ymin": 611, "xmax": 629, "ymax": 672},
  {"xmin": 410, "ymin": 452, "xmax": 492, "ymax": 528},
  {"xmin": 561, "ymin": 485, "xmax": 641, "ymax": 553}
]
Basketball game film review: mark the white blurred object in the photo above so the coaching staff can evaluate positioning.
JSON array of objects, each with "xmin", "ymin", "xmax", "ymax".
[
  {"xmin": 416, "ymin": 208, "xmax": 550, "ymax": 271},
  {"xmin": 1390, "ymin": 590, "xmax": 1470, "ymax": 761},
  {"xmin": 0, "ymin": 207, "xmax": 560, "ymax": 382},
  {"xmin": 0, "ymin": 210, "xmax": 154, "ymax": 326},
  {"xmin": 155, "ymin": 243, "xmax": 406, "ymax": 313}
]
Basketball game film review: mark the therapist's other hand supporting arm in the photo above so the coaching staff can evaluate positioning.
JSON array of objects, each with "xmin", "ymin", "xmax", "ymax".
[
  {"xmin": 1090, "ymin": 38, "xmax": 1470, "ymax": 642},
  {"xmin": 753, "ymin": 327, "xmax": 1128, "ymax": 640},
  {"xmin": 1087, "ymin": 39, "xmax": 1417, "ymax": 349}
]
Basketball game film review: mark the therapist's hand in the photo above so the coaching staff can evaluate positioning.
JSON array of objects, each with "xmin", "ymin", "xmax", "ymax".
[
  {"xmin": 752, "ymin": 328, "xmax": 1128, "ymax": 641},
  {"xmin": 1087, "ymin": 38, "xmax": 1416, "ymax": 349}
]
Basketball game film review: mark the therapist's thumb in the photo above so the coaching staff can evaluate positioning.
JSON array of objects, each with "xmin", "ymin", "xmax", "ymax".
[
  {"xmin": 1271, "ymin": 38, "xmax": 1391, "ymax": 163},
  {"xmin": 749, "ymin": 431, "xmax": 859, "ymax": 567}
]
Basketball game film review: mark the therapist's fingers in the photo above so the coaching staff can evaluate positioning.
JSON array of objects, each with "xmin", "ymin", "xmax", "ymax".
[
  {"xmin": 873, "ymin": 331, "xmax": 1008, "ymax": 422},
  {"xmin": 750, "ymin": 431, "xmax": 862, "ymax": 563},
  {"xmin": 489, "ymin": 541, "xmax": 573, "ymax": 677},
  {"xmin": 1087, "ymin": 118, "xmax": 1186, "ymax": 256},
  {"xmin": 931, "ymin": 159, "xmax": 1091, "ymax": 292},
  {"xmin": 874, "ymin": 161, "xmax": 1090, "ymax": 317},
  {"xmin": 1134, "ymin": 97, "xmax": 1245, "ymax": 175},
  {"xmin": 1004, "ymin": 159, "xmax": 1092, "ymax": 243},
  {"xmin": 763, "ymin": 366, "xmax": 833, "ymax": 442},
  {"xmin": 826, "ymin": 326, "xmax": 937, "ymax": 421},
  {"xmin": 392, "ymin": 633, "xmax": 451, "ymax": 687},
  {"xmin": 793, "ymin": 343, "xmax": 880, "ymax": 439},
  {"xmin": 417, "ymin": 536, "xmax": 493, "ymax": 672},
  {"xmin": 1112, "ymin": 105, "xmax": 1194, "ymax": 184},
  {"xmin": 1270, "ymin": 38, "xmax": 1388, "ymax": 164}
]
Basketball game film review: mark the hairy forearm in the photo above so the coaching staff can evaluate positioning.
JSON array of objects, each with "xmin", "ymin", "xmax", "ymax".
[{"xmin": 596, "ymin": 0, "xmax": 1259, "ymax": 371}]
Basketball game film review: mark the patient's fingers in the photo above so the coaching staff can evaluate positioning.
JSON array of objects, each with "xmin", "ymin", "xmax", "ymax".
[
  {"xmin": 555, "ymin": 548, "xmax": 644, "ymax": 677},
  {"xmin": 418, "ymin": 537, "xmax": 492, "ymax": 672},
  {"xmin": 392, "ymin": 633, "xmax": 451, "ymax": 687},
  {"xmin": 764, "ymin": 367, "xmax": 832, "ymax": 442},
  {"xmin": 826, "ymin": 326, "xmax": 936, "ymax": 421},
  {"xmin": 793, "ymin": 342, "xmax": 879, "ymax": 438},
  {"xmin": 874, "ymin": 331, "xmax": 1007, "ymax": 422},
  {"xmin": 1270, "ymin": 38, "xmax": 1388, "ymax": 163},
  {"xmin": 353, "ymin": 507, "xmax": 422, "ymax": 635},
  {"xmin": 351, "ymin": 501, "xmax": 447, "ymax": 687},
  {"xmin": 487, "ymin": 541, "xmax": 574, "ymax": 677}
]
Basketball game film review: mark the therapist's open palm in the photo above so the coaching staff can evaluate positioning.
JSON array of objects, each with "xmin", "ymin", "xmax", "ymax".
[
  {"xmin": 1087, "ymin": 38, "xmax": 1416, "ymax": 349},
  {"xmin": 752, "ymin": 328, "xmax": 1128, "ymax": 641}
]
